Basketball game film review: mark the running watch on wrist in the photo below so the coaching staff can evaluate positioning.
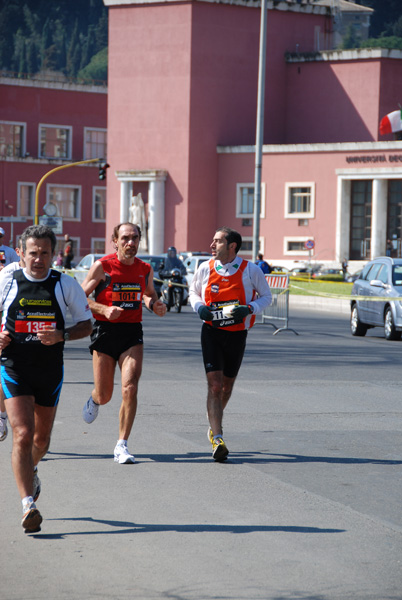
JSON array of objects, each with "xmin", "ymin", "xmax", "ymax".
[{"xmin": 63, "ymin": 330, "xmax": 70, "ymax": 341}]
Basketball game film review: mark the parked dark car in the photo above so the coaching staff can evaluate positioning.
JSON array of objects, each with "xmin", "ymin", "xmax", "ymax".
[
  {"xmin": 137, "ymin": 254, "xmax": 166, "ymax": 297},
  {"xmin": 270, "ymin": 265, "xmax": 290, "ymax": 274},
  {"xmin": 312, "ymin": 268, "xmax": 343, "ymax": 279},
  {"xmin": 350, "ymin": 257, "xmax": 402, "ymax": 340}
]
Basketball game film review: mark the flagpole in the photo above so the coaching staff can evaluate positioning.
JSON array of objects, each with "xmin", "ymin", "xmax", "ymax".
[{"xmin": 252, "ymin": 0, "xmax": 268, "ymax": 262}]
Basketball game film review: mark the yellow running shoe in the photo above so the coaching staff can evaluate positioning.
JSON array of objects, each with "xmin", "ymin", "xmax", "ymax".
[
  {"xmin": 212, "ymin": 437, "xmax": 229, "ymax": 462},
  {"xmin": 207, "ymin": 427, "xmax": 214, "ymax": 444}
]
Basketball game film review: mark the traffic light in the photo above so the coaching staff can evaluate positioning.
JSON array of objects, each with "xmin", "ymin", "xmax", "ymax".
[{"xmin": 98, "ymin": 162, "xmax": 110, "ymax": 180}]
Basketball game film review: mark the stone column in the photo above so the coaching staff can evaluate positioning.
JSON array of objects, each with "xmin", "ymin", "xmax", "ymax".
[
  {"xmin": 371, "ymin": 178, "xmax": 387, "ymax": 259},
  {"xmin": 336, "ymin": 177, "xmax": 351, "ymax": 263},
  {"xmin": 148, "ymin": 177, "xmax": 166, "ymax": 255},
  {"xmin": 120, "ymin": 181, "xmax": 131, "ymax": 223}
]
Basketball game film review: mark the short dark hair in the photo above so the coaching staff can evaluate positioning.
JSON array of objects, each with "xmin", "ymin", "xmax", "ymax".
[
  {"xmin": 112, "ymin": 222, "xmax": 142, "ymax": 243},
  {"xmin": 216, "ymin": 227, "xmax": 242, "ymax": 254},
  {"xmin": 20, "ymin": 225, "xmax": 57, "ymax": 253},
  {"xmin": 257, "ymin": 253, "xmax": 263, "ymax": 260}
]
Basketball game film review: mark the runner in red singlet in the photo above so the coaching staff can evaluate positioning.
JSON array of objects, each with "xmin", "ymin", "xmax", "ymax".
[{"xmin": 81, "ymin": 223, "xmax": 166, "ymax": 464}]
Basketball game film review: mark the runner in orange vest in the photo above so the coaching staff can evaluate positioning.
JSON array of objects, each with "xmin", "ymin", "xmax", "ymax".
[{"xmin": 189, "ymin": 227, "xmax": 272, "ymax": 461}]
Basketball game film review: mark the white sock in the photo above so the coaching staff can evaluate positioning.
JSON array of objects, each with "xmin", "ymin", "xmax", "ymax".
[
  {"xmin": 22, "ymin": 496, "xmax": 34, "ymax": 511},
  {"xmin": 117, "ymin": 439, "xmax": 127, "ymax": 446}
]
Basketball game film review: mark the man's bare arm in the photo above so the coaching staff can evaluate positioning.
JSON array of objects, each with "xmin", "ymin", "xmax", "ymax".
[{"xmin": 81, "ymin": 260, "xmax": 124, "ymax": 321}]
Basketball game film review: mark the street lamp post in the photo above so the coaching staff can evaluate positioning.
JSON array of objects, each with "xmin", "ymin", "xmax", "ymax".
[
  {"xmin": 34, "ymin": 158, "xmax": 103, "ymax": 224},
  {"xmin": 252, "ymin": 0, "xmax": 268, "ymax": 262}
]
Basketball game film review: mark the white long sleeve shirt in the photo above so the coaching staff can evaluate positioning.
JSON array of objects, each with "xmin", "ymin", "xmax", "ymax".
[{"xmin": 189, "ymin": 257, "xmax": 272, "ymax": 328}]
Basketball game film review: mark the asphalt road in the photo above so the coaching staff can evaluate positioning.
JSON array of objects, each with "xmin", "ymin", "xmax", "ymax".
[{"xmin": 1, "ymin": 304, "xmax": 402, "ymax": 600}]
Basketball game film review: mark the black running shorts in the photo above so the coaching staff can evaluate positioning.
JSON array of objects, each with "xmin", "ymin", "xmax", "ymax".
[
  {"xmin": 89, "ymin": 320, "xmax": 144, "ymax": 361},
  {"xmin": 201, "ymin": 323, "xmax": 247, "ymax": 378},
  {"xmin": 1, "ymin": 363, "xmax": 64, "ymax": 407}
]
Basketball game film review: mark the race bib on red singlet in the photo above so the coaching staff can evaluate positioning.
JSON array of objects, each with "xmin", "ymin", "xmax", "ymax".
[{"xmin": 111, "ymin": 282, "xmax": 142, "ymax": 309}]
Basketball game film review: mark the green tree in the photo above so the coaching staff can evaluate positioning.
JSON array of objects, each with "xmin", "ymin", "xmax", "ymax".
[
  {"xmin": 80, "ymin": 25, "xmax": 96, "ymax": 70},
  {"xmin": 77, "ymin": 46, "xmax": 107, "ymax": 83},
  {"xmin": 360, "ymin": 36, "xmax": 402, "ymax": 51},
  {"xmin": 340, "ymin": 25, "xmax": 360, "ymax": 50},
  {"xmin": 18, "ymin": 39, "xmax": 27, "ymax": 75},
  {"xmin": 26, "ymin": 40, "xmax": 39, "ymax": 74},
  {"xmin": 41, "ymin": 18, "xmax": 53, "ymax": 70},
  {"xmin": 67, "ymin": 19, "xmax": 80, "ymax": 77},
  {"xmin": 95, "ymin": 10, "xmax": 108, "ymax": 53},
  {"xmin": 362, "ymin": 0, "xmax": 402, "ymax": 38},
  {"xmin": 390, "ymin": 16, "xmax": 402, "ymax": 38},
  {"xmin": 12, "ymin": 28, "xmax": 26, "ymax": 72}
]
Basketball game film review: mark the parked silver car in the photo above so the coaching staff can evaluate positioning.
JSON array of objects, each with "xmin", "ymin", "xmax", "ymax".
[
  {"xmin": 350, "ymin": 257, "xmax": 402, "ymax": 340},
  {"xmin": 182, "ymin": 253, "xmax": 212, "ymax": 287},
  {"xmin": 73, "ymin": 253, "xmax": 105, "ymax": 286}
]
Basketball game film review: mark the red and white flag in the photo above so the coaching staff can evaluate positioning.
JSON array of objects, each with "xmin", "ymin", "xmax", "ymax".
[{"xmin": 379, "ymin": 109, "xmax": 402, "ymax": 135}]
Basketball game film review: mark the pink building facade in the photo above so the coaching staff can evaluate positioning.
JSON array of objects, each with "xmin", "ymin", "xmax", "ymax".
[
  {"xmin": 0, "ymin": 76, "xmax": 108, "ymax": 258},
  {"xmin": 105, "ymin": 0, "xmax": 332, "ymax": 254},
  {"xmin": 104, "ymin": 0, "xmax": 402, "ymax": 268}
]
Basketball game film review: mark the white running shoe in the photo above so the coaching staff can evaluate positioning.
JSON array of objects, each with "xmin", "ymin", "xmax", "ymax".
[
  {"xmin": 33, "ymin": 469, "xmax": 41, "ymax": 502},
  {"xmin": 0, "ymin": 417, "xmax": 8, "ymax": 442},
  {"xmin": 82, "ymin": 397, "xmax": 99, "ymax": 424},
  {"xmin": 21, "ymin": 503, "xmax": 42, "ymax": 534},
  {"xmin": 114, "ymin": 443, "xmax": 135, "ymax": 464}
]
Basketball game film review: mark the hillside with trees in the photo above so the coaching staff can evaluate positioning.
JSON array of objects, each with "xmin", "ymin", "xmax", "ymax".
[
  {"xmin": 342, "ymin": 0, "xmax": 402, "ymax": 50},
  {"xmin": 0, "ymin": 0, "xmax": 108, "ymax": 83},
  {"xmin": 0, "ymin": 0, "xmax": 401, "ymax": 83}
]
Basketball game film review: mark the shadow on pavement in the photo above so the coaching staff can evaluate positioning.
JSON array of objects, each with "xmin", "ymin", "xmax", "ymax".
[
  {"xmin": 31, "ymin": 517, "xmax": 346, "ymax": 539},
  {"xmin": 45, "ymin": 450, "xmax": 402, "ymax": 466}
]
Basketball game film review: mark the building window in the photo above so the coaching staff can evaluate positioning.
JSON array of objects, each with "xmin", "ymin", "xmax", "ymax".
[
  {"xmin": 48, "ymin": 185, "xmax": 81, "ymax": 219},
  {"xmin": 0, "ymin": 121, "xmax": 25, "ymax": 157},
  {"xmin": 18, "ymin": 183, "xmax": 35, "ymax": 217},
  {"xmin": 93, "ymin": 187, "xmax": 106, "ymax": 221},
  {"xmin": 285, "ymin": 183, "xmax": 315, "ymax": 219},
  {"xmin": 236, "ymin": 184, "xmax": 266, "ymax": 218},
  {"xmin": 84, "ymin": 128, "xmax": 107, "ymax": 160},
  {"xmin": 92, "ymin": 238, "xmax": 106, "ymax": 254},
  {"xmin": 284, "ymin": 237, "xmax": 314, "ymax": 256},
  {"xmin": 39, "ymin": 125, "xmax": 72, "ymax": 159},
  {"xmin": 238, "ymin": 236, "xmax": 265, "ymax": 257}
]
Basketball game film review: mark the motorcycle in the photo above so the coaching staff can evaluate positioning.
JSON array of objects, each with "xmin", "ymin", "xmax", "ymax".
[{"xmin": 160, "ymin": 268, "xmax": 188, "ymax": 313}]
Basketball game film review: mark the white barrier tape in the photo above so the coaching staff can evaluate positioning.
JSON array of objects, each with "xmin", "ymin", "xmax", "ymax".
[
  {"xmin": 154, "ymin": 277, "xmax": 189, "ymax": 290},
  {"xmin": 290, "ymin": 284, "xmax": 402, "ymax": 302}
]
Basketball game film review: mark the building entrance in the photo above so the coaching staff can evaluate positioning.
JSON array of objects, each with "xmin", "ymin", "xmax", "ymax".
[
  {"xmin": 387, "ymin": 180, "xmax": 402, "ymax": 258},
  {"xmin": 349, "ymin": 180, "xmax": 372, "ymax": 260}
]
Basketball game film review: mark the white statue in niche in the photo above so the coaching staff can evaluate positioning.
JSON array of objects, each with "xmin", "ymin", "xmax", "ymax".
[{"xmin": 129, "ymin": 192, "xmax": 148, "ymax": 252}]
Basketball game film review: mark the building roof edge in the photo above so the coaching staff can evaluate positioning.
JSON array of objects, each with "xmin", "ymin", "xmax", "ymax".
[
  {"xmin": 104, "ymin": 0, "xmax": 329, "ymax": 14},
  {"xmin": 0, "ymin": 76, "xmax": 107, "ymax": 93},
  {"xmin": 217, "ymin": 141, "xmax": 402, "ymax": 154},
  {"xmin": 286, "ymin": 48, "xmax": 402, "ymax": 63}
]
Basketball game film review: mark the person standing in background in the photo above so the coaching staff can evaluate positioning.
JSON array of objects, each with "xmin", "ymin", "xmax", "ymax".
[
  {"xmin": 255, "ymin": 253, "xmax": 271, "ymax": 275},
  {"xmin": 0, "ymin": 227, "xmax": 19, "ymax": 271},
  {"xmin": 63, "ymin": 234, "xmax": 74, "ymax": 269}
]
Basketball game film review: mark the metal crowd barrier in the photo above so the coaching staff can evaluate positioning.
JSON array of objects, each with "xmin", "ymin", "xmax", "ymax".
[{"xmin": 261, "ymin": 274, "xmax": 298, "ymax": 335}]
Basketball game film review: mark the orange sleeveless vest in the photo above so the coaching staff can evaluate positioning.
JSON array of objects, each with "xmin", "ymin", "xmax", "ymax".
[{"xmin": 204, "ymin": 259, "xmax": 256, "ymax": 331}]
